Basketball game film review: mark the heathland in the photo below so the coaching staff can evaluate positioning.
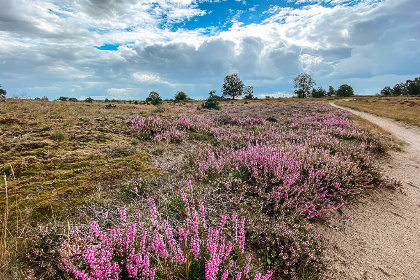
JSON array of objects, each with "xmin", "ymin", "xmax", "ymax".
[{"xmin": 0, "ymin": 98, "xmax": 401, "ymax": 279}]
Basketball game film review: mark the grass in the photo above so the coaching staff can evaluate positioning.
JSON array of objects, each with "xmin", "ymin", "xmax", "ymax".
[
  {"xmin": 335, "ymin": 96, "xmax": 420, "ymax": 126},
  {"xmin": 0, "ymin": 98, "xmax": 400, "ymax": 279}
]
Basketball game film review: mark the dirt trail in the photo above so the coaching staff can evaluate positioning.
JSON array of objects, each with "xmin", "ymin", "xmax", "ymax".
[{"xmin": 320, "ymin": 101, "xmax": 420, "ymax": 279}]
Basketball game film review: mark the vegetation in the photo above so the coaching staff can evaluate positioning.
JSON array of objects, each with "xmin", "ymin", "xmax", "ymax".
[
  {"xmin": 336, "ymin": 96, "xmax": 420, "ymax": 126},
  {"xmin": 146, "ymin": 91, "xmax": 162, "ymax": 106},
  {"xmin": 222, "ymin": 73, "xmax": 244, "ymax": 100},
  {"xmin": 174, "ymin": 91, "xmax": 189, "ymax": 103},
  {"xmin": 311, "ymin": 87, "xmax": 327, "ymax": 98},
  {"xmin": 380, "ymin": 76, "xmax": 420, "ymax": 96},
  {"xmin": 293, "ymin": 73, "xmax": 316, "ymax": 98},
  {"xmin": 201, "ymin": 91, "xmax": 221, "ymax": 110},
  {"xmin": 0, "ymin": 85, "xmax": 6, "ymax": 100},
  {"xmin": 336, "ymin": 84, "xmax": 354, "ymax": 97},
  {"xmin": 0, "ymin": 98, "xmax": 399, "ymax": 279},
  {"xmin": 243, "ymin": 86, "xmax": 254, "ymax": 100}
]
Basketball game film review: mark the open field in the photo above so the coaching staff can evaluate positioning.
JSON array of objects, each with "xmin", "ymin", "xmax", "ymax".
[
  {"xmin": 335, "ymin": 96, "xmax": 420, "ymax": 127},
  {"xmin": 0, "ymin": 99, "xmax": 398, "ymax": 279}
]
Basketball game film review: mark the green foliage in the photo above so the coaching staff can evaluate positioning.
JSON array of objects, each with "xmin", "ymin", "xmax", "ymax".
[
  {"xmin": 406, "ymin": 77, "xmax": 420, "ymax": 95},
  {"xmin": 58, "ymin": 96, "xmax": 68, "ymax": 101},
  {"xmin": 201, "ymin": 96, "xmax": 220, "ymax": 110},
  {"xmin": 0, "ymin": 84, "xmax": 7, "ymax": 98},
  {"xmin": 222, "ymin": 73, "xmax": 244, "ymax": 100},
  {"xmin": 50, "ymin": 131, "xmax": 67, "ymax": 141},
  {"xmin": 84, "ymin": 97, "xmax": 94, "ymax": 103},
  {"xmin": 311, "ymin": 87, "xmax": 326, "ymax": 98},
  {"xmin": 327, "ymin": 86, "xmax": 335, "ymax": 97},
  {"xmin": 174, "ymin": 91, "xmax": 189, "ymax": 103},
  {"xmin": 243, "ymin": 86, "xmax": 254, "ymax": 100},
  {"xmin": 380, "ymin": 86, "xmax": 393, "ymax": 96},
  {"xmin": 147, "ymin": 91, "xmax": 162, "ymax": 106},
  {"xmin": 293, "ymin": 73, "xmax": 316, "ymax": 98},
  {"xmin": 153, "ymin": 107, "xmax": 165, "ymax": 113},
  {"xmin": 336, "ymin": 84, "xmax": 354, "ymax": 97}
]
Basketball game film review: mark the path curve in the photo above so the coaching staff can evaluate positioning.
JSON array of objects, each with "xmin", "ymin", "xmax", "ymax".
[{"xmin": 320, "ymin": 101, "xmax": 420, "ymax": 279}]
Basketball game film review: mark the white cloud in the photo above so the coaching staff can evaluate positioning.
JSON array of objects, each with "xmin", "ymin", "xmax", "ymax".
[{"xmin": 0, "ymin": 0, "xmax": 419, "ymax": 99}]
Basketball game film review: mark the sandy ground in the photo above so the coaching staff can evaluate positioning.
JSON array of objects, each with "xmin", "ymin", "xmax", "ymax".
[{"xmin": 320, "ymin": 102, "xmax": 420, "ymax": 279}]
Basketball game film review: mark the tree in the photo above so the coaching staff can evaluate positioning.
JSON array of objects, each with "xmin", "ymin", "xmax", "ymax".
[
  {"xmin": 327, "ymin": 86, "xmax": 336, "ymax": 97},
  {"xmin": 201, "ymin": 91, "xmax": 220, "ymax": 110},
  {"xmin": 393, "ymin": 83, "xmax": 407, "ymax": 96},
  {"xmin": 146, "ymin": 91, "xmax": 162, "ymax": 106},
  {"xmin": 406, "ymin": 77, "xmax": 420, "ymax": 96},
  {"xmin": 85, "ymin": 97, "xmax": 94, "ymax": 103},
  {"xmin": 380, "ymin": 86, "xmax": 393, "ymax": 96},
  {"xmin": 58, "ymin": 96, "xmax": 69, "ymax": 101},
  {"xmin": 336, "ymin": 84, "xmax": 354, "ymax": 97},
  {"xmin": 0, "ymin": 85, "xmax": 6, "ymax": 98},
  {"xmin": 243, "ymin": 86, "xmax": 254, "ymax": 100},
  {"xmin": 174, "ymin": 91, "xmax": 189, "ymax": 103},
  {"xmin": 293, "ymin": 73, "xmax": 316, "ymax": 98},
  {"xmin": 311, "ymin": 87, "xmax": 326, "ymax": 98},
  {"xmin": 222, "ymin": 73, "xmax": 244, "ymax": 100}
]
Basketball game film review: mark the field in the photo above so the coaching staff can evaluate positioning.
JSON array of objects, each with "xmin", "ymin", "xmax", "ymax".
[
  {"xmin": 335, "ymin": 96, "xmax": 420, "ymax": 127},
  {"xmin": 0, "ymin": 99, "xmax": 398, "ymax": 279}
]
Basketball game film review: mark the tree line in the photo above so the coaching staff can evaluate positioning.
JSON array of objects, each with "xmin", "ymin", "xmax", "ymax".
[
  {"xmin": 293, "ymin": 73, "xmax": 354, "ymax": 98},
  {"xmin": 380, "ymin": 77, "xmax": 420, "ymax": 96}
]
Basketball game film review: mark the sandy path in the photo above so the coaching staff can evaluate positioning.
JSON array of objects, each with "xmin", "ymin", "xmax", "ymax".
[{"xmin": 320, "ymin": 102, "xmax": 420, "ymax": 279}]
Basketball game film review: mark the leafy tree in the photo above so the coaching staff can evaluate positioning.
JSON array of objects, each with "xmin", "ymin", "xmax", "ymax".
[
  {"xmin": 146, "ymin": 91, "xmax": 162, "ymax": 106},
  {"xmin": 406, "ymin": 78, "xmax": 420, "ymax": 96},
  {"xmin": 380, "ymin": 86, "xmax": 394, "ymax": 96},
  {"xmin": 0, "ymin": 85, "xmax": 6, "ymax": 98},
  {"xmin": 85, "ymin": 97, "xmax": 94, "ymax": 103},
  {"xmin": 336, "ymin": 84, "xmax": 354, "ymax": 97},
  {"xmin": 311, "ymin": 87, "xmax": 326, "ymax": 98},
  {"xmin": 293, "ymin": 73, "xmax": 316, "ymax": 98},
  {"xmin": 174, "ymin": 91, "xmax": 189, "ymax": 103},
  {"xmin": 327, "ymin": 86, "xmax": 336, "ymax": 97},
  {"xmin": 393, "ymin": 83, "xmax": 407, "ymax": 96},
  {"xmin": 58, "ymin": 96, "xmax": 69, "ymax": 101},
  {"xmin": 243, "ymin": 86, "xmax": 254, "ymax": 100},
  {"xmin": 222, "ymin": 73, "xmax": 244, "ymax": 100},
  {"xmin": 69, "ymin": 98, "xmax": 78, "ymax": 102}
]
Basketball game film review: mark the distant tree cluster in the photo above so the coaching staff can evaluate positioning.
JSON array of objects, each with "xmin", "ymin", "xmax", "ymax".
[
  {"xmin": 58, "ymin": 96, "xmax": 78, "ymax": 102},
  {"xmin": 293, "ymin": 73, "xmax": 354, "ymax": 98},
  {"xmin": 380, "ymin": 77, "xmax": 420, "ymax": 96}
]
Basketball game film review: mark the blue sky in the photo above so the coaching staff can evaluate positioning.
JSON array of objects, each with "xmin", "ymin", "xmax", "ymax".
[{"xmin": 0, "ymin": 0, "xmax": 419, "ymax": 100}]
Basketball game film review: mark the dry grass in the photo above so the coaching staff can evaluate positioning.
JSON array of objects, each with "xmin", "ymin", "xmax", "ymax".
[{"xmin": 335, "ymin": 96, "xmax": 420, "ymax": 127}]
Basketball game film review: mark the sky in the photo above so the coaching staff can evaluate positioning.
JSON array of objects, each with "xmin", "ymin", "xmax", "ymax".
[{"xmin": 0, "ymin": 0, "xmax": 419, "ymax": 100}]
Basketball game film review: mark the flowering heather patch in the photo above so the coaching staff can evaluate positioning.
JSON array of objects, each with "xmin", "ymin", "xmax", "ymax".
[
  {"xmin": 28, "ymin": 186, "xmax": 272, "ymax": 280},
  {"xmin": 122, "ymin": 101, "xmax": 396, "ymax": 277},
  {"xmin": 26, "ymin": 101, "xmax": 395, "ymax": 279}
]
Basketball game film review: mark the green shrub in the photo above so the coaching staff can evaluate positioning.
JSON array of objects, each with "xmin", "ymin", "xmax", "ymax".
[
  {"xmin": 201, "ymin": 96, "xmax": 220, "ymax": 110},
  {"xmin": 50, "ymin": 131, "xmax": 67, "ymax": 141}
]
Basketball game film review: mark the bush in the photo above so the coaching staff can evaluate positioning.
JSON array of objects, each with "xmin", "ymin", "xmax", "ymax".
[
  {"xmin": 174, "ymin": 91, "xmax": 189, "ymax": 103},
  {"xmin": 202, "ymin": 97, "xmax": 221, "ymax": 110},
  {"xmin": 146, "ymin": 91, "xmax": 162, "ymax": 106}
]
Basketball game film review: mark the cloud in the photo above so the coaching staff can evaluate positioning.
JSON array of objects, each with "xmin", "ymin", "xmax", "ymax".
[{"xmin": 0, "ymin": 0, "xmax": 419, "ymax": 99}]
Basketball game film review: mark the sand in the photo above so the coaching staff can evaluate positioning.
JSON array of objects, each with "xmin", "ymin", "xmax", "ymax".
[{"xmin": 320, "ymin": 102, "xmax": 420, "ymax": 279}]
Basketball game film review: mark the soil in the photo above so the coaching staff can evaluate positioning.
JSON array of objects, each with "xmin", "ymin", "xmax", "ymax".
[{"xmin": 321, "ymin": 101, "xmax": 420, "ymax": 279}]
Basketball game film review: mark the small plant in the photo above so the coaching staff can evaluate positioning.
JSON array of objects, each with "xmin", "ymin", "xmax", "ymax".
[
  {"xmin": 130, "ymin": 137, "xmax": 140, "ymax": 146},
  {"xmin": 50, "ymin": 131, "xmax": 67, "ymax": 141},
  {"xmin": 153, "ymin": 107, "xmax": 165, "ymax": 113},
  {"xmin": 41, "ymin": 125, "xmax": 52, "ymax": 131}
]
